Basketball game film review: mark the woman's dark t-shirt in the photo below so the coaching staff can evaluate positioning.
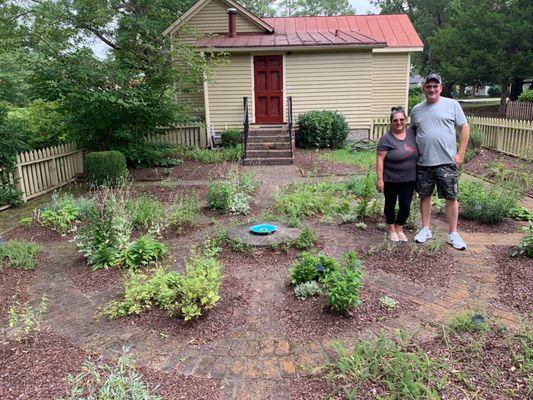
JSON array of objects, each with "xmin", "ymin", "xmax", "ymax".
[{"xmin": 377, "ymin": 127, "xmax": 418, "ymax": 182}]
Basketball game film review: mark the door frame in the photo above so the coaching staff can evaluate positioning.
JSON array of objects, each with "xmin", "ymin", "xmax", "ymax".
[{"xmin": 252, "ymin": 54, "xmax": 285, "ymax": 124}]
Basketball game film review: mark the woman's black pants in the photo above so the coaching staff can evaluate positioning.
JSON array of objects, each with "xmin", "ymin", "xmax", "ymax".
[{"xmin": 383, "ymin": 181, "xmax": 416, "ymax": 225}]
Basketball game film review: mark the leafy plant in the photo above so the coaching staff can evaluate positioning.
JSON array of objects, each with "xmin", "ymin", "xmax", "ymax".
[
  {"xmin": 37, "ymin": 192, "xmax": 93, "ymax": 234},
  {"xmin": 126, "ymin": 194, "xmax": 165, "ymax": 231},
  {"xmin": 448, "ymin": 311, "xmax": 489, "ymax": 333},
  {"xmin": 459, "ymin": 180, "xmax": 519, "ymax": 224},
  {"xmin": 355, "ymin": 222, "xmax": 367, "ymax": 230},
  {"xmin": 346, "ymin": 171, "xmax": 380, "ymax": 218},
  {"xmin": 511, "ymin": 221, "xmax": 533, "ymax": 258},
  {"xmin": 105, "ymin": 244, "xmax": 222, "ymax": 321},
  {"xmin": 289, "ymin": 226, "xmax": 317, "ymax": 250},
  {"xmin": 221, "ymin": 128, "xmax": 241, "ymax": 148},
  {"xmin": 296, "ymin": 110, "xmax": 349, "ymax": 149},
  {"xmin": 8, "ymin": 293, "xmax": 48, "ymax": 341},
  {"xmin": 186, "ymin": 144, "xmax": 243, "ymax": 163},
  {"xmin": 379, "ymin": 295, "xmax": 398, "ymax": 309},
  {"xmin": 121, "ymin": 142, "xmax": 182, "ymax": 168},
  {"xmin": 60, "ymin": 347, "xmax": 161, "ymax": 400},
  {"xmin": 323, "ymin": 251, "xmax": 363, "ymax": 315},
  {"xmin": 166, "ymin": 193, "xmax": 202, "ymax": 233},
  {"xmin": 325, "ymin": 331, "xmax": 448, "ymax": 399},
  {"xmin": 288, "ymin": 252, "xmax": 339, "ymax": 286},
  {"xmin": 207, "ymin": 170, "xmax": 255, "ymax": 215},
  {"xmin": 507, "ymin": 205, "xmax": 533, "ymax": 221},
  {"xmin": 294, "ymin": 281, "xmax": 323, "ymax": 300},
  {"xmin": 517, "ymin": 89, "xmax": 533, "ymax": 102},
  {"xmin": 73, "ymin": 187, "xmax": 132, "ymax": 270},
  {"xmin": 0, "ymin": 239, "xmax": 42, "ymax": 270},
  {"xmin": 120, "ymin": 235, "xmax": 167, "ymax": 269}
]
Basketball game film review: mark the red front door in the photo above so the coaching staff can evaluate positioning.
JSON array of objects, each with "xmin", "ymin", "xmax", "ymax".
[{"xmin": 254, "ymin": 55, "xmax": 283, "ymax": 124}]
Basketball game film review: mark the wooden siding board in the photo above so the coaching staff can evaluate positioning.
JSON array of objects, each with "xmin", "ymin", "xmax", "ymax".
[
  {"xmin": 371, "ymin": 53, "xmax": 409, "ymax": 116},
  {"xmin": 187, "ymin": 0, "xmax": 263, "ymax": 34}
]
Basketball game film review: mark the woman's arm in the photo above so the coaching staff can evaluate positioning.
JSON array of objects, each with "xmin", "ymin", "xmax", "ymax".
[{"xmin": 376, "ymin": 151, "xmax": 387, "ymax": 192}]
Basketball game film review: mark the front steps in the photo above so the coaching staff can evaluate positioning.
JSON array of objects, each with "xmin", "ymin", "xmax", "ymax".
[{"xmin": 243, "ymin": 126, "xmax": 294, "ymax": 166}]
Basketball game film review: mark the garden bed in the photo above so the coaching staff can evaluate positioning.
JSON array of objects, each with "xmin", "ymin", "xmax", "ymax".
[
  {"xmin": 66, "ymin": 254, "xmax": 125, "ymax": 294},
  {"xmin": 489, "ymin": 245, "xmax": 532, "ymax": 314},
  {"xmin": 0, "ymin": 331, "xmax": 220, "ymax": 400},
  {"xmin": 463, "ymin": 148, "xmax": 532, "ymax": 197},
  {"xmin": 130, "ymin": 159, "xmax": 243, "ymax": 182},
  {"xmin": 294, "ymin": 149, "xmax": 364, "ymax": 177},
  {"xmin": 437, "ymin": 214, "xmax": 527, "ymax": 234}
]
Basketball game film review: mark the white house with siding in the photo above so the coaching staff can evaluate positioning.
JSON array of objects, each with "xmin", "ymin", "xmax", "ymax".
[{"xmin": 164, "ymin": 0, "xmax": 423, "ymax": 164}]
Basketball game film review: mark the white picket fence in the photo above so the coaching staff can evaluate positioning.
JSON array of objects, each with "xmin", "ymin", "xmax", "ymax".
[
  {"xmin": 0, "ymin": 143, "xmax": 83, "ymax": 210},
  {"xmin": 371, "ymin": 116, "xmax": 533, "ymax": 159},
  {"xmin": 148, "ymin": 125, "xmax": 208, "ymax": 148}
]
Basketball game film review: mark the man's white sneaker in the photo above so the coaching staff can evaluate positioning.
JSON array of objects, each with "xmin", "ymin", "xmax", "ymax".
[
  {"xmin": 446, "ymin": 232, "xmax": 467, "ymax": 250},
  {"xmin": 414, "ymin": 227, "xmax": 432, "ymax": 243}
]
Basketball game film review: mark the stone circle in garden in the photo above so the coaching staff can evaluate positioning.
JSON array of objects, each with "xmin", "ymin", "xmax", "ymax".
[{"xmin": 227, "ymin": 222, "xmax": 301, "ymax": 248}]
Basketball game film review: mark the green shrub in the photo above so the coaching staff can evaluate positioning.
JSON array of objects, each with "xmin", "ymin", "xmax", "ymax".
[
  {"xmin": 288, "ymin": 252, "xmax": 339, "ymax": 286},
  {"xmin": 187, "ymin": 144, "xmax": 243, "ymax": 163},
  {"xmin": 448, "ymin": 311, "xmax": 489, "ymax": 333},
  {"xmin": 294, "ymin": 281, "xmax": 323, "ymax": 300},
  {"xmin": 105, "ymin": 246, "xmax": 222, "ymax": 321},
  {"xmin": 468, "ymin": 125, "xmax": 484, "ymax": 152},
  {"xmin": 84, "ymin": 151, "xmax": 128, "ymax": 186},
  {"xmin": 73, "ymin": 188, "xmax": 132, "ymax": 270},
  {"xmin": 60, "ymin": 348, "xmax": 161, "ymax": 400},
  {"xmin": 221, "ymin": 128, "xmax": 241, "ymax": 148},
  {"xmin": 120, "ymin": 235, "xmax": 167, "ymax": 269},
  {"xmin": 511, "ymin": 222, "xmax": 533, "ymax": 258},
  {"xmin": 408, "ymin": 93, "xmax": 423, "ymax": 112},
  {"xmin": 517, "ymin": 89, "xmax": 533, "ymax": 103},
  {"xmin": 325, "ymin": 331, "xmax": 448, "ymax": 399},
  {"xmin": 323, "ymin": 251, "xmax": 363, "ymax": 314},
  {"xmin": 488, "ymin": 85, "xmax": 501, "ymax": 97},
  {"xmin": 0, "ymin": 240, "xmax": 42, "ymax": 270},
  {"xmin": 346, "ymin": 170, "xmax": 380, "ymax": 217},
  {"xmin": 167, "ymin": 193, "xmax": 202, "ymax": 233},
  {"xmin": 290, "ymin": 226, "xmax": 317, "ymax": 250},
  {"xmin": 274, "ymin": 181, "xmax": 352, "ymax": 222},
  {"xmin": 459, "ymin": 180, "xmax": 519, "ymax": 224},
  {"xmin": 507, "ymin": 205, "xmax": 533, "ymax": 221},
  {"xmin": 207, "ymin": 171, "xmax": 256, "ymax": 215},
  {"xmin": 121, "ymin": 142, "xmax": 182, "ymax": 168},
  {"xmin": 37, "ymin": 192, "xmax": 94, "ymax": 234},
  {"xmin": 126, "ymin": 194, "xmax": 165, "ymax": 231},
  {"xmin": 296, "ymin": 110, "xmax": 349, "ymax": 149}
]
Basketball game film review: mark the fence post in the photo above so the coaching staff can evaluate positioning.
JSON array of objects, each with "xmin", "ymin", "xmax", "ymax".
[
  {"xmin": 13, "ymin": 154, "xmax": 26, "ymax": 203},
  {"xmin": 199, "ymin": 124, "xmax": 207, "ymax": 148}
]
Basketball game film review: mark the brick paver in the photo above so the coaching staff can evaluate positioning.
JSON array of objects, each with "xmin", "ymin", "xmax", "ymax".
[{"xmin": 4, "ymin": 164, "xmax": 530, "ymax": 399}]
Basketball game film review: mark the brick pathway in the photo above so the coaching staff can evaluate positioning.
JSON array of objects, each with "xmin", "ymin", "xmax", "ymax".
[{"xmin": 9, "ymin": 165, "xmax": 530, "ymax": 399}]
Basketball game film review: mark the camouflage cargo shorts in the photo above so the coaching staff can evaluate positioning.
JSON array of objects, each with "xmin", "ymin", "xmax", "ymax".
[{"xmin": 416, "ymin": 164, "xmax": 459, "ymax": 199}]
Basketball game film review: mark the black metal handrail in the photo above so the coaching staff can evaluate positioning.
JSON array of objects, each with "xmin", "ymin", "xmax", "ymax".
[
  {"xmin": 243, "ymin": 96, "xmax": 249, "ymax": 161},
  {"xmin": 287, "ymin": 96, "xmax": 293, "ymax": 159}
]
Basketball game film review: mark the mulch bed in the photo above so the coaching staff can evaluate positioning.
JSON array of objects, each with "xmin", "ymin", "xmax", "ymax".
[
  {"xmin": 65, "ymin": 254, "xmax": 125, "ymax": 293},
  {"xmin": 130, "ymin": 160, "xmax": 243, "ymax": 182},
  {"xmin": 0, "ymin": 331, "xmax": 220, "ymax": 400},
  {"xmin": 131, "ymin": 183, "xmax": 208, "ymax": 204},
  {"xmin": 0, "ymin": 268, "xmax": 35, "ymax": 323},
  {"xmin": 119, "ymin": 274, "xmax": 251, "ymax": 343},
  {"xmin": 294, "ymin": 149, "xmax": 362, "ymax": 177},
  {"xmin": 3, "ymin": 223, "xmax": 64, "ymax": 245},
  {"xmin": 281, "ymin": 286, "xmax": 417, "ymax": 340},
  {"xmin": 454, "ymin": 216, "xmax": 527, "ymax": 234},
  {"xmin": 489, "ymin": 245, "xmax": 532, "ymax": 314}
]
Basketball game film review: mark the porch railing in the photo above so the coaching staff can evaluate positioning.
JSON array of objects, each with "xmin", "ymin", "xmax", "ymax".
[
  {"xmin": 287, "ymin": 96, "xmax": 294, "ymax": 159},
  {"xmin": 243, "ymin": 96, "xmax": 249, "ymax": 160}
]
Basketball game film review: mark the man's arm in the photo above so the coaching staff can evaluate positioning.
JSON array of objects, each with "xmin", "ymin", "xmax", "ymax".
[{"xmin": 455, "ymin": 123, "xmax": 470, "ymax": 167}]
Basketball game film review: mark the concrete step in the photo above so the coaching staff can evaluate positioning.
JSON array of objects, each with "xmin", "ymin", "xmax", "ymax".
[
  {"xmin": 247, "ymin": 142, "xmax": 291, "ymax": 150},
  {"xmin": 243, "ymin": 157, "xmax": 294, "ymax": 166},
  {"xmin": 245, "ymin": 149, "xmax": 292, "ymax": 158},
  {"xmin": 246, "ymin": 135, "xmax": 290, "ymax": 143},
  {"xmin": 247, "ymin": 129, "xmax": 291, "ymax": 136}
]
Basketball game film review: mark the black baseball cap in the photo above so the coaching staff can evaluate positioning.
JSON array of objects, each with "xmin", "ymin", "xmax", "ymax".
[{"xmin": 424, "ymin": 73, "xmax": 442, "ymax": 85}]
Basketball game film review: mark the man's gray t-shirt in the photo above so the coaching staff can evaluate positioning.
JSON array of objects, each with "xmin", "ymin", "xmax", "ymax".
[
  {"xmin": 410, "ymin": 97, "xmax": 467, "ymax": 166},
  {"xmin": 377, "ymin": 127, "xmax": 418, "ymax": 182}
]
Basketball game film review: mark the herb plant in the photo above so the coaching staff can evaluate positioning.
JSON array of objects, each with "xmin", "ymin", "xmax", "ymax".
[{"xmin": 0, "ymin": 240, "xmax": 42, "ymax": 270}]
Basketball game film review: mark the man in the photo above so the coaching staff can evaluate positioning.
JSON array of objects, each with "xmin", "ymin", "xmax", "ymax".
[{"xmin": 410, "ymin": 73, "xmax": 470, "ymax": 250}]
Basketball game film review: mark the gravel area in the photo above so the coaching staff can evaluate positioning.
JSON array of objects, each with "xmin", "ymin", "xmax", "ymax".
[{"xmin": 489, "ymin": 245, "xmax": 533, "ymax": 314}]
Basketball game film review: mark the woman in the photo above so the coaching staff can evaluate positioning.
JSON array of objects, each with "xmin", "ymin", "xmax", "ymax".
[{"xmin": 376, "ymin": 106, "xmax": 418, "ymax": 242}]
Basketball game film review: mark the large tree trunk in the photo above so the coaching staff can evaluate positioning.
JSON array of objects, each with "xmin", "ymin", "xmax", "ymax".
[
  {"xmin": 459, "ymin": 84, "xmax": 466, "ymax": 98},
  {"xmin": 499, "ymin": 80, "xmax": 509, "ymax": 114},
  {"xmin": 509, "ymin": 77, "xmax": 524, "ymax": 101},
  {"xmin": 442, "ymin": 82, "xmax": 454, "ymax": 98}
]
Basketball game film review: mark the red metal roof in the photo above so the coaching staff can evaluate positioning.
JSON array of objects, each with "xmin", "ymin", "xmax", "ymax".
[{"xmin": 193, "ymin": 14, "xmax": 422, "ymax": 49}]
